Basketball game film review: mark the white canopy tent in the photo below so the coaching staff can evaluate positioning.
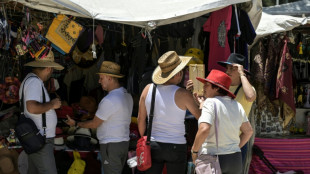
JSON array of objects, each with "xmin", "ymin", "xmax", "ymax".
[
  {"xmin": 12, "ymin": 0, "xmax": 251, "ymax": 28},
  {"xmin": 252, "ymin": 12, "xmax": 310, "ymax": 46}
]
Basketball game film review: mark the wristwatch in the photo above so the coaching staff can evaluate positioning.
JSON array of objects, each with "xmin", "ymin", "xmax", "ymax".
[{"xmin": 191, "ymin": 149, "xmax": 198, "ymax": 154}]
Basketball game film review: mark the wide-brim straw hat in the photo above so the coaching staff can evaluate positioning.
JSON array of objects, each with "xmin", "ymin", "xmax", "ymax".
[
  {"xmin": 97, "ymin": 61, "xmax": 124, "ymax": 78},
  {"xmin": 196, "ymin": 69, "xmax": 236, "ymax": 99},
  {"xmin": 152, "ymin": 51, "xmax": 192, "ymax": 84},
  {"xmin": 217, "ymin": 53, "xmax": 251, "ymax": 75},
  {"xmin": 0, "ymin": 148, "xmax": 19, "ymax": 174},
  {"xmin": 24, "ymin": 50, "xmax": 64, "ymax": 70}
]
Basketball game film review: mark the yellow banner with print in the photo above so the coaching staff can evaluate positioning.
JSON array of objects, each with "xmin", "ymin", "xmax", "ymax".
[{"xmin": 46, "ymin": 14, "xmax": 84, "ymax": 54}]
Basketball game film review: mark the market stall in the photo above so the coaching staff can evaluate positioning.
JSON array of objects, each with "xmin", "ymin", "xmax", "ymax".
[
  {"xmin": 248, "ymin": 8, "xmax": 310, "ymax": 174},
  {"xmin": 2, "ymin": 0, "xmax": 309, "ymax": 173}
]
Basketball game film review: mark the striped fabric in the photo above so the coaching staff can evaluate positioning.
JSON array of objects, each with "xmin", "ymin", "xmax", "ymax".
[{"xmin": 249, "ymin": 137, "xmax": 310, "ymax": 174}]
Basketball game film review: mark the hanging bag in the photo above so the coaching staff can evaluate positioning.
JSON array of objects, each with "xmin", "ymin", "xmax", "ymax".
[
  {"xmin": 15, "ymin": 76, "xmax": 47, "ymax": 154},
  {"xmin": 68, "ymin": 151, "xmax": 86, "ymax": 174},
  {"xmin": 136, "ymin": 84, "xmax": 157, "ymax": 171},
  {"xmin": 195, "ymin": 103, "xmax": 222, "ymax": 174}
]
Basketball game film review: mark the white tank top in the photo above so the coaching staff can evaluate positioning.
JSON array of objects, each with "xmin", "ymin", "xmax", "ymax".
[{"xmin": 145, "ymin": 84, "xmax": 186, "ymax": 144}]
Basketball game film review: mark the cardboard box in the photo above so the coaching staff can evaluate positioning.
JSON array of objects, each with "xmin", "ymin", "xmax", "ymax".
[{"xmin": 189, "ymin": 64, "xmax": 205, "ymax": 96}]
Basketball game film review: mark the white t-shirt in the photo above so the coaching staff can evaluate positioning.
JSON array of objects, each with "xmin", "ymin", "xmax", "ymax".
[
  {"xmin": 198, "ymin": 96, "xmax": 248, "ymax": 155},
  {"xmin": 96, "ymin": 87, "xmax": 133, "ymax": 144},
  {"xmin": 19, "ymin": 73, "xmax": 57, "ymax": 138}
]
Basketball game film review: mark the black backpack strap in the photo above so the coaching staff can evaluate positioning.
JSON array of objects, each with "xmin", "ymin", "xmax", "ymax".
[
  {"xmin": 42, "ymin": 86, "xmax": 46, "ymax": 137},
  {"xmin": 20, "ymin": 75, "xmax": 47, "ymax": 138},
  {"xmin": 234, "ymin": 84, "xmax": 242, "ymax": 95},
  {"xmin": 146, "ymin": 83, "xmax": 157, "ymax": 144}
]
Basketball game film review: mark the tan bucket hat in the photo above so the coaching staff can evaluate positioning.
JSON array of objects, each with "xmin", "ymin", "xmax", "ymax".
[
  {"xmin": 0, "ymin": 148, "xmax": 19, "ymax": 174},
  {"xmin": 24, "ymin": 50, "xmax": 64, "ymax": 70},
  {"xmin": 152, "ymin": 51, "xmax": 192, "ymax": 84},
  {"xmin": 97, "ymin": 61, "xmax": 124, "ymax": 78}
]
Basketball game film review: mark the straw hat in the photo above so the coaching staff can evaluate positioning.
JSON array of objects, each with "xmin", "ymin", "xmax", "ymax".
[
  {"xmin": 152, "ymin": 51, "xmax": 192, "ymax": 84},
  {"xmin": 217, "ymin": 53, "xmax": 251, "ymax": 75},
  {"xmin": 0, "ymin": 148, "xmax": 19, "ymax": 174},
  {"xmin": 196, "ymin": 69, "xmax": 236, "ymax": 99},
  {"xmin": 24, "ymin": 50, "xmax": 64, "ymax": 70},
  {"xmin": 97, "ymin": 61, "xmax": 124, "ymax": 78}
]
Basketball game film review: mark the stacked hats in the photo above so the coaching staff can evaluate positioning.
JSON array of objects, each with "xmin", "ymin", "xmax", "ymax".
[{"xmin": 66, "ymin": 128, "xmax": 98, "ymax": 151}]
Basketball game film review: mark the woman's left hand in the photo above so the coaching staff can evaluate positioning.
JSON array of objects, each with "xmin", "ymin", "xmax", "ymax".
[{"xmin": 191, "ymin": 153, "xmax": 198, "ymax": 165}]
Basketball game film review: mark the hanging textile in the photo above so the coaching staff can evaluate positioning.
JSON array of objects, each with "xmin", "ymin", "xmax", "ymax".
[
  {"xmin": 276, "ymin": 39, "xmax": 296, "ymax": 127},
  {"xmin": 46, "ymin": 14, "xmax": 84, "ymax": 54},
  {"xmin": 203, "ymin": 5, "xmax": 232, "ymax": 72}
]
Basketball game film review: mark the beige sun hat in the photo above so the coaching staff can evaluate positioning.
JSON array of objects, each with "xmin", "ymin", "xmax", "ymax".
[
  {"xmin": 0, "ymin": 147, "xmax": 19, "ymax": 174},
  {"xmin": 24, "ymin": 50, "xmax": 64, "ymax": 70},
  {"xmin": 97, "ymin": 61, "xmax": 124, "ymax": 78},
  {"xmin": 152, "ymin": 51, "xmax": 192, "ymax": 84}
]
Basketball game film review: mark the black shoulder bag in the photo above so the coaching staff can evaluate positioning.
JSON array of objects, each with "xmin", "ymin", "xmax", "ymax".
[{"xmin": 15, "ymin": 76, "xmax": 47, "ymax": 154}]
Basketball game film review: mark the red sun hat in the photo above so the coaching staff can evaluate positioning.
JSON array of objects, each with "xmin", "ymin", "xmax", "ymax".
[{"xmin": 196, "ymin": 69, "xmax": 236, "ymax": 99}]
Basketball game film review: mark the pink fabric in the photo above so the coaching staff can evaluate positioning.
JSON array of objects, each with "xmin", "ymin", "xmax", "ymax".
[
  {"xmin": 249, "ymin": 137, "xmax": 310, "ymax": 174},
  {"xmin": 203, "ymin": 6, "xmax": 232, "ymax": 72},
  {"xmin": 276, "ymin": 40, "xmax": 295, "ymax": 113}
]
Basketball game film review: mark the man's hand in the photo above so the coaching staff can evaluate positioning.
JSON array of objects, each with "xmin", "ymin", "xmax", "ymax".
[
  {"xmin": 51, "ymin": 98, "xmax": 62, "ymax": 109},
  {"xmin": 233, "ymin": 63, "xmax": 245, "ymax": 76},
  {"xmin": 65, "ymin": 115, "xmax": 76, "ymax": 127},
  {"xmin": 186, "ymin": 80, "xmax": 194, "ymax": 91}
]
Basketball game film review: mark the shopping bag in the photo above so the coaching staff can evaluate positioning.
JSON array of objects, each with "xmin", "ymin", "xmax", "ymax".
[
  {"xmin": 136, "ymin": 136, "xmax": 151, "ymax": 171},
  {"xmin": 68, "ymin": 151, "xmax": 86, "ymax": 174},
  {"xmin": 195, "ymin": 154, "xmax": 222, "ymax": 174}
]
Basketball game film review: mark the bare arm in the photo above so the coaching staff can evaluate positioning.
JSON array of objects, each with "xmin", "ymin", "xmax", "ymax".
[
  {"xmin": 191, "ymin": 122, "xmax": 211, "ymax": 164},
  {"xmin": 26, "ymin": 98, "xmax": 61, "ymax": 114},
  {"xmin": 192, "ymin": 122, "xmax": 211, "ymax": 152},
  {"xmin": 137, "ymin": 84, "xmax": 150, "ymax": 137},
  {"xmin": 240, "ymin": 75, "xmax": 256, "ymax": 102},
  {"xmin": 239, "ymin": 121, "xmax": 253, "ymax": 148},
  {"xmin": 235, "ymin": 64, "xmax": 256, "ymax": 102},
  {"xmin": 175, "ymin": 88, "xmax": 201, "ymax": 120},
  {"xmin": 66, "ymin": 115, "xmax": 104, "ymax": 129}
]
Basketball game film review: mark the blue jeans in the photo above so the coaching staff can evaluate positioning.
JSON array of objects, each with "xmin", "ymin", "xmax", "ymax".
[{"xmin": 145, "ymin": 142, "xmax": 187, "ymax": 174}]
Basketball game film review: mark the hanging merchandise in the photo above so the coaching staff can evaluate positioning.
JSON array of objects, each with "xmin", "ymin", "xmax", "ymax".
[
  {"xmin": 203, "ymin": 5, "xmax": 232, "ymax": 72},
  {"xmin": 68, "ymin": 151, "xmax": 86, "ymax": 174},
  {"xmin": 46, "ymin": 14, "xmax": 84, "ymax": 54},
  {"xmin": 0, "ymin": 77, "xmax": 20, "ymax": 104},
  {"xmin": 275, "ymin": 39, "xmax": 296, "ymax": 128}
]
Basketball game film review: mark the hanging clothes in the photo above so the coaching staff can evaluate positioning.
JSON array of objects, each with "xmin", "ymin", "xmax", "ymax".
[
  {"xmin": 264, "ymin": 37, "xmax": 280, "ymax": 100},
  {"xmin": 276, "ymin": 39, "xmax": 296, "ymax": 127},
  {"xmin": 228, "ymin": 6, "xmax": 256, "ymax": 70},
  {"xmin": 203, "ymin": 5, "xmax": 232, "ymax": 72},
  {"xmin": 250, "ymin": 40, "xmax": 266, "ymax": 85}
]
